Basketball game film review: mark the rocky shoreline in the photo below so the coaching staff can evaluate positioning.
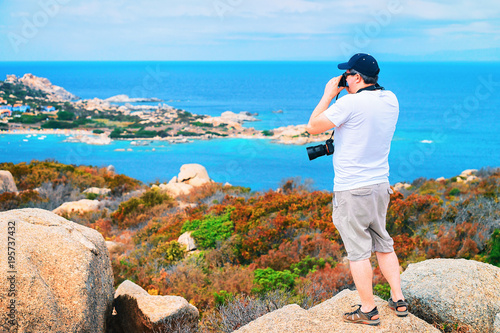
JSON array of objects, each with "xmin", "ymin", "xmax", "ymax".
[{"xmin": 0, "ymin": 74, "xmax": 329, "ymax": 146}]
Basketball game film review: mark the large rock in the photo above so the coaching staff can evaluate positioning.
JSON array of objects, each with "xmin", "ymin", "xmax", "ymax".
[
  {"xmin": 401, "ymin": 258, "xmax": 500, "ymax": 332},
  {"xmin": 178, "ymin": 231, "xmax": 196, "ymax": 251},
  {"xmin": 106, "ymin": 241, "xmax": 124, "ymax": 255},
  {"xmin": 460, "ymin": 169, "xmax": 478, "ymax": 177},
  {"xmin": 6, "ymin": 74, "xmax": 79, "ymax": 101},
  {"xmin": 0, "ymin": 170, "xmax": 18, "ymax": 193},
  {"xmin": 114, "ymin": 280, "xmax": 199, "ymax": 332},
  {"xmin": 220, "ymin": 111, "xmax": 258, "ymax": 123},
  {"xmin": 53, "ymin": 199, "xmax": 103, "ymax": 215},
  {"xmin": 159, "ymin": 182, "xmax": 194, "ymax": 197},
  {"xmin": 0, "ymin": 208, "xmax": 114, "ymax": 332},
  {"xmin": 155, "ymin": 164, "xmax": 212, "ymax": 198},
  {"xmin": 234, "ymin": 289, "xmax": 439, "ymax": 332},
  {"xmin": 178, "ymin": 163, "xmax": 210, "ymax": 187},
  {"xmin": 83, "ymin": 187, "xmax": 111, "ymax": 196}
]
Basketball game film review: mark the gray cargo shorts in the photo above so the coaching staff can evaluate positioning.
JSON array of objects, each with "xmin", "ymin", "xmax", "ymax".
[{"xmin": 332, "ymin": 182, "xmax": 394, "ymax": 261}]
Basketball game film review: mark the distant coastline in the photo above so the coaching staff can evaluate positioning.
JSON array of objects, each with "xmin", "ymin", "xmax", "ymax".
[{"xmin": 0, "ymin": 73, "xmax": 329, "ymax": 146}]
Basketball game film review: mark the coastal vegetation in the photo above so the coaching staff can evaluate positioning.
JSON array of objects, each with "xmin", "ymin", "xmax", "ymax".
[
  {"xmin": 0, "ymin": 77, "xmax": 255, "ymax": 140},
  {"xmin": 0, "ymin": 160, "xmax": 498, "ymax": 332},
  {"xmin": 1, "ymin": 75, "xmax": 332, "ymax": 144}
]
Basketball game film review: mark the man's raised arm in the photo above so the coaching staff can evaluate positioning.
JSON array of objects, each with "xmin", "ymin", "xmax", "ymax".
[{"xmin": 306, "ymin": 75, "xmax": 343, "ymax": 134}]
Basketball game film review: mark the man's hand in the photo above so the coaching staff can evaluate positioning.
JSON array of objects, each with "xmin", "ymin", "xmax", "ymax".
[{"xmin": 324, "ymin": 75, "xmax": 344, "ymax": 100}]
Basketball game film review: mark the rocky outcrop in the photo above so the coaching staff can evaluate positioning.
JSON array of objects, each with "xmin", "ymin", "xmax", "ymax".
[
  {"xmin": 6, "ymin": 74, "xmax": 79, "ymax": 101},
  {"xmin": 394, "ymin": 182, "xmax": 412, "ymax": 192},
  {"xmin": 0, "ymin": 170, "xmax": 18, "ymax": 193},
  {"xmin": 220, "ymin": 111, "xmax": 258, "ymax": 123},
  {"xmin": 106, "ymin": 241, "xmax": 124, "ymax": 255},
  {"xmin": 63, "ymin": 134, "xmax": 112, "ymax": 145},
  {"xmin": 105, "ymin": 94, "xmax": 162, "ymax": 103},
  {"xmin": 460, "ymin": 169, "xmax": 478, "ymax": 177},
  {"xmin": 401, "ymin": 258, "xmax": 500, "ymax": 332},
  {"xmin": 178, "ymin": 231, "xmax": 197, "ymax": 251},
  {"xmin": 53, "ymin": 199, "xmax": 104, "ymax": 215},
  {"xmin": 178, "ymin": 163, "xmax": 211, "ymax": 187},
  {"xmin": 155, "ymin": 164, "xmax": 212, "ymax": 198},
  {"xmin": 0, "ymin": 208, "xmax": 114, "ymax": 332},
  {"xmin": 113, "ymin": 280, "xmax": 199, "ymax": 332},
  {"xmin": 270, "ymin": 124, "xmax": 330, "ymax": 145},
  {"xmin": 234, "ymin": 289, "xmax": 439, "ymax": 332},
  {"xmin": 158, "ymin": 182, "xmax": 194, "ymax": 197},
  {"xmin": 83, "ymin": 187, "xmax": 112, "ymax": 196}
]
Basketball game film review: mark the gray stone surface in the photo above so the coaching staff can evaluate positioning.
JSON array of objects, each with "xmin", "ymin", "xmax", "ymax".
[
  {"xmin": 178, "ymin": 163, "xmax": 210, "ymax": 187},
  {"xmin": 0, "ymin": 170, "xmax": 18, "ymax": 193},
  {"xmin": 0, "ymin": 208, "xmax": 114, "ymax": 332},
  {"xmin": 235, "ymin": 289, "xmax": 439, "ymax": 333},
  {"xmin": 178, "ymin": 231, "xmax": 197, "ymax": 251},
  {"xmin": 114, "ymin": 280, "xmax": 199, "ymax": 332},
  {"xmin": 401, "ymin": 258, "xmax": 500, "ymax": 332}
]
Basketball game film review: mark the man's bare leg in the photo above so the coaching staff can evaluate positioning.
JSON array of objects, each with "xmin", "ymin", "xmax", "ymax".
[
  {"xmin": 349, "ymin": 258, "xmax": 379, "ymax": 318},
  {"xmin": 376, "ymin": 251, "xmax": 406, "ymax": 311}
]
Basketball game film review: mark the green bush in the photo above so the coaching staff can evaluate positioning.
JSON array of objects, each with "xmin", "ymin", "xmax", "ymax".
[
  {"xmin": 85, "ymin": 193, "xmax": 99, "ymax": 200},
  {"xmin": 181, "ymin": 208, "xmax": 235, "ymax": 249},
  {"xmin": 290, "ymin": 256, "xmax": 327, "ymax": 277},
  {"xmin": 151, "ymin": 240, "xmax": 185, "ymax": 266},
  {"xmin": 214, "ymin": 290, "xmax": 235, "ymax": 306},
  {"xmin": 135, "ymin": 129, "xmax": 158, "ymax": 138},
  {"xmin": 9, "ymin": 114, "xmax": 46, "ymax": 124},
  {"xmin": 112, "ymin": 188, "xmax": 171, "ymax": 223},
  {"xmin": 192, "ymin": 121, "xmax": 213, "ymax": 128},
  {"xmin": 176, "ymin": 131, "xmax": 202, "ymax": 137},
  {"xmin": 57, "ymin": 110, "xmax": 75, "ymax": 121},
  {"xmin": 374, "ymin": 283, "xmax": 391, "ymax": 300},
  {"xmin": 141, "ymin": 188, "xmax": 171, "ymax": 208},
  {"xmin": 487, "ymin": 229, "xmax": 500, "ymax": 267},
  {"xmin": 262, "ymin": 130, "xmax": 274, "ymax": 137},
  {"xmin": 41, "ymin": 120, "xmax": 78, "ymax": 129},
  {"xmin": 449, "ymin": 188, "xmax": 461, "ymax": 196},
  {"xmin": 93, "ymin": 129, "xmax": 104, "ymax": 134},
  {"xmin": 252, "ymin": 268, "xmax": 298, "ymax": 294}
]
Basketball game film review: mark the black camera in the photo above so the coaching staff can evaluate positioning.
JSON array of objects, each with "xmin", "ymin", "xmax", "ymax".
[
  {"xmin": 306, "ymin": 138, "xmax": 334, "ymax": 161},
  {"xmin": 338, "ymin": 72, "xmax": 347, "ymax": 88}
]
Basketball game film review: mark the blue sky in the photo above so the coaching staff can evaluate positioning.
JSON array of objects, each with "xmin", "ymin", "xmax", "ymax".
[{"xmin": 1, "ymin": 0, "xmax": 499, "ymax": 61}]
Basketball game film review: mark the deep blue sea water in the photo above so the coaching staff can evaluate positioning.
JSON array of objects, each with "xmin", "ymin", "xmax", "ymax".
[{"xmin": 0, "ymin": 61, "xmax": 499, "ymax": 191}]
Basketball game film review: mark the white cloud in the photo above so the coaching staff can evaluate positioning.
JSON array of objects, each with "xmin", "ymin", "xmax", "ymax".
[
  {"xmin": 401, "ymin": 0, "xmax": 500, "ymax": 21},
  {"xmin": 426, "ymin": 21, "xmax": 500, "ymax": 35}
]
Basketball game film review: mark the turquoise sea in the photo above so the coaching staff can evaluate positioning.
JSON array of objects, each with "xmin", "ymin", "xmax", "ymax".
[{"xmin": 1, "ymin": 61, "xmax": 499, "ymax": 191}]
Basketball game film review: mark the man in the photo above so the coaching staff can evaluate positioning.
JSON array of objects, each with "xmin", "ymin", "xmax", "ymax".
[{"xmin": 306, "ymin": 53, "xmax": 408, "ymax": 326}]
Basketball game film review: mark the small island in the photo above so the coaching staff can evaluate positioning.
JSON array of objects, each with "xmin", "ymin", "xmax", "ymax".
[{"xmin": 0, "ymin": 74, "xmax": 330, "ymax": 145}]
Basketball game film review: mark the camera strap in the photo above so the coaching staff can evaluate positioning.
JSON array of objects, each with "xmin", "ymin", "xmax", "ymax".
[{"xmin": 356, "ymin": 83, "xmax": 384, "ymax": 94}]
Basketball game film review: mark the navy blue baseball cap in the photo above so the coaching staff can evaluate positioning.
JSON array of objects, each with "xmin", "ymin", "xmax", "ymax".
[{"xmin": 338, "ymin": 53, "xmax": 380, "ymax": 77}]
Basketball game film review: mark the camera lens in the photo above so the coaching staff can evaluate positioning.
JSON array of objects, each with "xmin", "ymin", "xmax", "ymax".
[{"xmin": 307, "ymin": 144, "xmax": 327, "ymax": 160}]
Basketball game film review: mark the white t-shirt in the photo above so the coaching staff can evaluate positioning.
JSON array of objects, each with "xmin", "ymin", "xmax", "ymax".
[{"xmin": 323, "ymin": 89, "xmax": 399, "ymax": 191}]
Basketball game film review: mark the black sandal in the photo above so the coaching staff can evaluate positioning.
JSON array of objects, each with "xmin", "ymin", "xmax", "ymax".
[
  {"xmin": 343, "ymin": 305, "xmax": 380, "ymax": 326},
  {"xmin": 388, "ymin": 298, "xmax": 408, "ymax": 317}
]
